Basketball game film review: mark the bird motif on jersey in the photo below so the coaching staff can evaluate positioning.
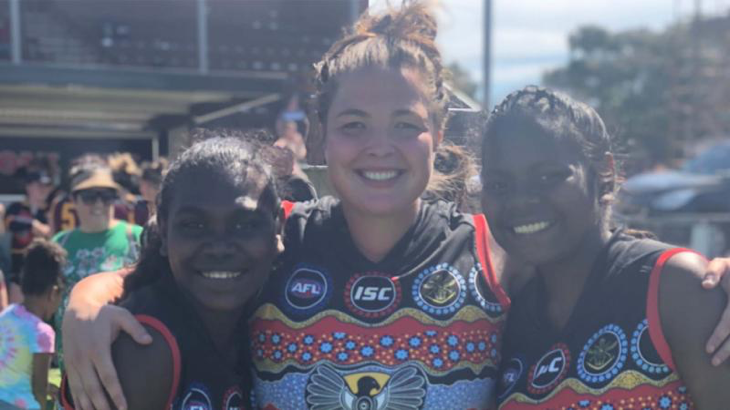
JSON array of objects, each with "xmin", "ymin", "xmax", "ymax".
[{"xmin": 306, "ymin": 364, "xmax": 427, "ymax": 410}]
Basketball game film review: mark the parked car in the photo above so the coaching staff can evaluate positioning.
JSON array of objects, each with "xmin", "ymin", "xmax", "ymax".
[{"xmin": 618, "ymin": 141, "xmax": 730, "ymax": 215}]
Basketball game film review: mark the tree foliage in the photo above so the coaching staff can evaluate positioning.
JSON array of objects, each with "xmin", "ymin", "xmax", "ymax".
[{"xmin": 543, "ymin": 13, "xmax": 730, "ymax": 169}]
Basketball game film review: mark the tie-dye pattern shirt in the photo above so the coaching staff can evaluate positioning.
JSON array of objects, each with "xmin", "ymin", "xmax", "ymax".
[{"xmin": 0, "ymin": 304, "xmax": 55, "ymax": 409}]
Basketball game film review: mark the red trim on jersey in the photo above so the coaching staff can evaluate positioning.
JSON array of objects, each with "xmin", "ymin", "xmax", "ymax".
[
  {"xmin": 281, "ymin": 201, "xmax": 295, "ymax": 220},
  {"xmin": 473, "ymin": 214, "xmax": 511, "ymax": 309},
  {"xmin": 59, "ymin": 315, "xmax": 182, "ymax": 409},
  {"xmin": 135, "ymin": 314, "xmax": 182, "ymax": 410},
  {"xmin": 646, "ymin": 247, "xmax": 699, "ymax": 372},
  {"xmin": 60, "ymin": 374, "xmax": 74, "ymax": 409}
]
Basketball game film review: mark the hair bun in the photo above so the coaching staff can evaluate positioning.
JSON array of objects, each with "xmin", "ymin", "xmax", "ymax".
[{"xmin": 356, "ymin": 1, "xmax": 438, "ymax": 44}]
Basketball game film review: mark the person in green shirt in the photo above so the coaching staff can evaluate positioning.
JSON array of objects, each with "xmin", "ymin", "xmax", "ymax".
[{"xmin": 52, "ymin": 164, "xmax": 142, "ymax": 369}]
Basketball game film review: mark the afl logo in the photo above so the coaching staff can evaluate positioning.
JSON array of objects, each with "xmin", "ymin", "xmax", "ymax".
[
  {"xmin": 412, "ymin": 264, "xmax": 466, "ymax": 316},
  {"xmin": 345, "ymin": 272, "xmax": 402, "ymax": 318},
  {"xmin": 527, "ymin": 344, "xmax": 571, "ymax": 395},
  {"xmin": 498, "ymin": 357, "xmax": 524, "ymax": 399},
  {"xmin": 284, "ymin": 265, "xmax": 331, "ymax": 314},
  {"xmin": 181, "ymin": 383, "xmax": 212, "ymax": 410},
  {"xmin": 577, "ymin": 324, "xmax": 627, "ymax": 384},
  {"xmin": 222, "ymin": 386, "xmax": 244, "ymax": 410}
]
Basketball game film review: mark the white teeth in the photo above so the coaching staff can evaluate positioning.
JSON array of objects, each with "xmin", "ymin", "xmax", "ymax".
[
  {"xmin": 513, "ymin": 221, "xmax": 551, "ymax": 235},
  {"xmin": 362, "ymin": 171, "xmax": 398, "ymax": 181},
  {"xmin": 201, "ymin": 271, "xmax": 242, "ymax": 279}
]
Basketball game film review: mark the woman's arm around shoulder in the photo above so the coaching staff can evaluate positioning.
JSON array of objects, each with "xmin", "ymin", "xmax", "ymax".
[
  {"xmin": 110, "ymin": 319, "xmax": 178, "ymax": 410},
  {"xmin": 62, "ymin": 269, "xmax": 152, "ymax": 410},
  {"xmin": 659, "ymin": 252, "xmax": 730, "ymax": 407}
]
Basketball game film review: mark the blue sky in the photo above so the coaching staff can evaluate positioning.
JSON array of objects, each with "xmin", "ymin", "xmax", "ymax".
[{"xmin": 372, "ymin": 0, "xmax": 730, "ymax": 108}]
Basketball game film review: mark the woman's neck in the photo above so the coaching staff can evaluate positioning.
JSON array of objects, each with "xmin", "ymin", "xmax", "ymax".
[
  {"xmin": 538, "ymin": 226, "xmax": 612, "ymax": 331},
  {"xmin": 22, "ymin": 297, "xmax": 49, "ymax": 322},
  {"xmin": 342, "ymin": 199, "xmax": 421, "ymax": 263}
]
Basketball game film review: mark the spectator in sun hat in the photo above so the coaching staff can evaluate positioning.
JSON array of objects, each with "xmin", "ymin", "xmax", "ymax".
[
  {"xmin": 4, "ymin": 158, "xmax": 56, "ymax": 304},
  {"xmin": 51, "ymin": 163, "xmax": 142, "ymax": 370}
]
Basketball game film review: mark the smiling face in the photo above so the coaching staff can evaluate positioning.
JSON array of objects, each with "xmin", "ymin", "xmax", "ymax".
[
  {"xmin": 72, "ymin": 188, "xmax": 116, "ymax": 230},
  {"xmin": 160, "ymin": 169, "xmax": 282, "ymax": 313},
  {"xmin": 481, "ymin": 129, "xmax": 603, "ymax": 266},
  {"xmin": 324, "ymin": 67, "xmax": 441, "ymax": 217}
]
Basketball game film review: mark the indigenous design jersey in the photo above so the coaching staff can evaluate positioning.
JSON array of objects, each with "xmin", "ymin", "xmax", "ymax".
[
  {"xmin": 60, "ymin": 275, "xmax": 251, "ymax": 410},
  {"xmin": 250, "ymin": 197, "xmax": 510, "ymax": 410},
  {"xmin": 497, "ymin": 233, "xmax": 695, "ymax": 410}
]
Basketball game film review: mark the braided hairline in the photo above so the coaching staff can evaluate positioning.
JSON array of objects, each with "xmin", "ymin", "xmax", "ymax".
[{"xmin": 484, "ymin": 86, "xmax": 617, "ymax": 200}]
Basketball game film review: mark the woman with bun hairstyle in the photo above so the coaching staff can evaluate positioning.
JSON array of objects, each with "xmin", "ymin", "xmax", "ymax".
[{"xmin": 59, "ymin": 3, "xmax": 730, "ymax": 410}]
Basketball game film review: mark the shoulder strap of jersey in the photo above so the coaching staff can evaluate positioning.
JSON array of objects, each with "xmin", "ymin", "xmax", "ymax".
[
  {"xmin": 282, "ymin": 200, "xmax": 295, "ymax": 221},
  {"xmin": 473, "ymin": 214, "xmax": 511, "ymax": 309},
  {"xmin": 135, "ymin": 314, "xmax": 182, "ymax": 409},
  {"xmin": 646, "ymin": 247, "xmax": 702, "ymax": 372}
]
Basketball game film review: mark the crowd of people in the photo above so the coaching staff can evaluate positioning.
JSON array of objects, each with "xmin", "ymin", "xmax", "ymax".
[
  {"xmin": 0, "ymin": 153, "xmax": 166, "ymax": 408},
  {"xmin": 2, "ymin": 1, "xmax": 730, "ymax": 409}
]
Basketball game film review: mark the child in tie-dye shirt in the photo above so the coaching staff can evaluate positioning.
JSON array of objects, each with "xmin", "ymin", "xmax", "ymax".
[{"xmin": 0, "ymin": 239, "xmax": 65, "ymax": 409}]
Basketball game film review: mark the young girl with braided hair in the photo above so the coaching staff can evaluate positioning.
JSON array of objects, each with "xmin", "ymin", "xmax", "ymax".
[
  {"xmin": 61, "ymin": 135, "xmax": 284, "ymax": 409},
  {"xmin": 60, "ymin": 3, "xmax": 730, "ymax": 410},
  {"xmin": 481, "ymin": 86, "xmax": 730, "ymax": 408}
]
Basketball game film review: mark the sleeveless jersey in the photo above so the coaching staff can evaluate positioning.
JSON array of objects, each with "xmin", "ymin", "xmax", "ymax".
[
  {"xmin": 250, "ymin": 197, "xmax": 510, "ymax": 410},
  {"xmin": 61, "ymin": 275, "xmax": 251, "ymax": 410},
  {"xmin": 497, "ymin": 233, "xmax": 695, "ymax": 409}
]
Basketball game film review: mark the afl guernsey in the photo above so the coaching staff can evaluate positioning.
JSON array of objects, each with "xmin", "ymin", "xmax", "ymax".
[
  {"xmin": 497, "ymin": 233, "xmax": 695, "ymax": 409},
  {"xmin": 61, "ymin": 275, "xmax": 251, "ymax": 410},
  {"xmin": 250, "ymin": 197, "xmax": 510, "ymax": 410}
]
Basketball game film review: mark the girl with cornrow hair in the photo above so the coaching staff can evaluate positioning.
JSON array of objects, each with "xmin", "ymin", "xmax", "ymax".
[
  {"xmin": 481, "ymin": 86, "xmax": 730, "ymax": 408},
  {"xmin": 60, "ymin": 4, "xmax": 730, "ymax": 410}
]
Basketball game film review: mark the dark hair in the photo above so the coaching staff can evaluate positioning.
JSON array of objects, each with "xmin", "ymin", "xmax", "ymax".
[
  {"xmin": 423, "ymin": 141, "xmax": 476, "ymax": 207},
  {"xmin": 21, "ymin": 239, "xmax": 66, "ymax": 296},
  {"xmin": 140, "ymin": 158, "xmax": 169, "ymax": 188},
  {"xmin": 481, "ymin": 86, "xmax": 620, "ymax": 229},
  {"xmin": 314, "ymin": 0, "xmax": 448, "ymax": 131},
  {"xmin": 123, "ymin": 133, "xmax": 280, "ymax": 294}
]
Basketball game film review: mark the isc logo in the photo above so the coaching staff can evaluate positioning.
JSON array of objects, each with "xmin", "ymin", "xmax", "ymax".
[
  {"xmin": 352, "ymin": 286, "xmax": 392, "ymax": 301},
  {"xmin": 347, "ymin": 274, "xmax": 401, "ymax": 317},
  {"xmin": 528, "ymin": 345, "xmax": 571, "ymax": 394}
]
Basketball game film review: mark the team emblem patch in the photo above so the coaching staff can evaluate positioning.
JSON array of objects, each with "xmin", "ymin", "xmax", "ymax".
[
  {"xmin": 630, "ymin": 319, "xmax": 670, "ymax": 375},
  {"xmin": 468, "ymin": 264, "xmax": 503, "ymax": 314},
  {"xmin": 577, "ymin": 324, "xmax": 628, "ymax": 384},
  {"xmin": 306, "ymin": 364, "xmax": 426, "ymax": 410},
  {"xmin": 283, "ymin": 265, "xmax": 332, "ymax": 315},
  {"xmin": 181, "ymin": 383, "xmax": 212, "ymax": 410},
  {"xmin": 223, "ymin": 386, "xmax": 244, "ymax": 410},
  {"xmin": 498, "ymin": 357, "xmax": 524, "ymax": 399},
  {"xmin": 345, "ymin": 272, "xmax": 402, "ymax": 318},
  {"xmin": 412, "ymin": 263, "xmax": 466, "ymax": 316},
  {"xmin": 527, "ymin": 343, "xmax": 571, "ymax": 395}
]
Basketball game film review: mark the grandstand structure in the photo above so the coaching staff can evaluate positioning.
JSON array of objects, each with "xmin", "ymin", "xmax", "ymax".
[
  {"xmin": 0, "ymin": 0, "xmax": 366, "ymax": 193},
  {"xmin": 0, "ymin": 0, "xmax": 480, "ymax": 195}
]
